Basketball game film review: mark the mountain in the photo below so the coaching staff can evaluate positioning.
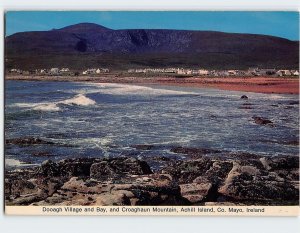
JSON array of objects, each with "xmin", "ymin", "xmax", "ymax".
[{"xmin": 5, "ymin": 23, "xmax": 299, "ymax": 70}]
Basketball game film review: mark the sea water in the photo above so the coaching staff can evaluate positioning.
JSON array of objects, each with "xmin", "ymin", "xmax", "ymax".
[{"xmin": 5, "ymin": 80, "xmax": 299, "ymax": 167}]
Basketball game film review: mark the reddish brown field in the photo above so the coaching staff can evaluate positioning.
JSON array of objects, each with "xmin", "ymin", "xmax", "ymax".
[{"xmin": 155, "ymin": 77, "xmax": 300, "ymax": 94}]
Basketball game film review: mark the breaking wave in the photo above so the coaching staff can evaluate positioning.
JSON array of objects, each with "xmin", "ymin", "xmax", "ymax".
[
  {"xmin": 87, "ymin": 83, "xmax": 199, "ymax": 96},
  {"xmin": 59, "ymin": 94, "xmax": 96, "ymax": 106},
  {"xmin": 5, "ymin": 158, "xmax": 38, "ymax": 168},
  {"xmin": 12, "ymin": 94, "xmax": 96, "ymax": 112}
]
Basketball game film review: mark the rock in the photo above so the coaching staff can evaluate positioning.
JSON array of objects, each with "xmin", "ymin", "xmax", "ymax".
[
  {"xmin": 288, "ymin": 101, "xmax": 299, "ymax": 105},
  {"xmin": 205, "ymin": 161, "xmax": 233, "ymax": 182},
  {"xmin": 5, "ymin": 154, "xmax": 299, "ymax": 206},
  {"xmin": 259, "ymin": 156, "xmax": 299, "ymax": 171},
  {"xmin": 6, "ymin": 137, "xmax": 54, "ymax": 146},
  {"xmin": 94, "ymin": 192, "xmax": 132, "ymax": 206},
  {"xmin": 51, "ymin": 174, "xmax": 187, "ymax": 206},
  {"xmin": 32, "ymin": 151, "xmax": 53, "ymax": 157},
  {"xmin": 283, "ymin": 140, "xmax": 299, "ymax": 146},
  {"xmin": 40, "ymin": 160, "xmax": 60, "ymax": 177},
  {"xmin": 10, "ymin": 195, "xmax": 42, "ymax": 206},
  {"xmin": 131, "ymin": 144, "xmax": 155, "ymax": 150},
  {"xmin": 252, "ymin": 116, "xmax": 273, "ymax": 126},
  {"xmin": 170, "ymin": 146, "xmax": 221, "ymax": 157},
  {"xmin": 180, "ymin": 182, "xmax": 212, "ymax": 203},
  {"xmin": 241, "ymin": 95, "xmax": 248, "ymax": 99},
  {"xmin": 239, "ymin": 106, "xmax": 253, "ymax": 109},
  {"xmin": 35, "ymin": 177, "xmax": 64, "ymax": 197},
  {"xmin": 162, "ymin": 157, "xmax": 213, "ymax": 183},
  {"xmin": 6, "ymin": 179, "xmax": 38, "ymax": 198},
  {"xmin": 61, "ymin": 177, "xmax": 112, "ymax": 194},
  {"xmin": 58, "ymin": 158, "xmax": 96, "ymax": 177},
  {"xmin": 218, "ymin": 164, "xmax": 299, "ymax": 201},
  {"xmin": 204, "ymin": 202, "xmax": 243, "ymax": 206},
  {"xmin": 90, "ymin": 157, "xmax": 152, "ymax": 180},
  {"xmin": 259, "ymin": 157, "xmax": 272, "ymax": 170}
]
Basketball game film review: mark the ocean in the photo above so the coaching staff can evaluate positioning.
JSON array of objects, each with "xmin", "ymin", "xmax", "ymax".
[{"xmin": 5, "ymin": 80, "xmax": 299, "ymax": 168}]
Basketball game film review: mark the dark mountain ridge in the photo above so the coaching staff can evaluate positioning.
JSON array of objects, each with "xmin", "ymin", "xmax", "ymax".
[{"xmin": 5, "ymin": 23, "xmax": 299, "ymax": 70}]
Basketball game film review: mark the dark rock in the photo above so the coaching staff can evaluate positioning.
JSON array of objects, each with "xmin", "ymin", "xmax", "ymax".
[
  {"xmin": 218, "ymin": 164, "xmax": 299, "ymax": 201},
  {"xmin": 289, "ymin": 101, "xmax": 299, "ymax": 105},
  {"xmin": 10, "ymin": 195, "xmax": 43, "ymax": 205},
  {"xmin": 5, "ymin": 179, "xmax": 38, "ymax": 198},
  {"xmin": 239, "ymin": 106, "xmax": 253, "ymax": 109},
  {"xmin": 90, "ymin": 157, "xmax": 152, "ymax": 180},
  {"xmin": 170, "ymin": 146, "xmax": 221, "ymax": 157},
  {"xmin": 162, "ymin": 157, "xmax": 213, "ymax": 183},
  {"xmin": 260, "ymin": 156, "xmax": 299, "ymax": 171},
  {"xmin": 241, "ymin": 95, "xmax": 248, "ymax": 99},
  {"xmin": 205, "ymin": 161, "xmax": 234, "ymax": 181},
  {"xmin": 283, "ymin": 140, "xmax": 299, "ymax": 146},
  {"xmin": 58, "ymin": 158, "xmax": 96, "ymax": 177},
  {"xmin": 180, "ymin": 181, "xmax": 213, "ymax": 203},
  {"xmin": 32, "ymin": 151, "xmax": 54, "ymax": 157},
  {"xmin": 6, "ymin": 137, "xmax": 54, "ymax": 146},
  {"xmin": 50, "ymin": 174, "xmax": 188, "ymax": 206},
  {"xmin": 5, "ymin": 153, "xmax": 299, "ymax": 206},
  {"xmin": 131, "ymin": 144, "xmax": 155, "ymax": 150},
  {"xmin": 40, "ymin": 160, "xmax": 60, "ymax": 177},
  {"xmin": 252, "ymin": 116, "xmax": 273, "ymax": 126}
]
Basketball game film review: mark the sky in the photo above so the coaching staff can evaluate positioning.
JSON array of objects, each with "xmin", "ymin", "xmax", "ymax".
[{"xmin": 5, "ymin": 11, "xmax": 299, "ymax": 40}]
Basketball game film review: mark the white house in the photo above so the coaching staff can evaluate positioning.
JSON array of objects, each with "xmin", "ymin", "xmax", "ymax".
[
  {"xmin": 198, "ymin": 69, "xmax": 209, "ymax": 75},
  {"xmin": 50, "ymin": 68, "xmax": 60, "ymax": 75}
]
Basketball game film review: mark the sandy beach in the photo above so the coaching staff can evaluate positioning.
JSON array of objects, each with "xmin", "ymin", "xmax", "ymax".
[{"xmin": 6, "ymin": 75, "xmax": 299, "ymax": 94}]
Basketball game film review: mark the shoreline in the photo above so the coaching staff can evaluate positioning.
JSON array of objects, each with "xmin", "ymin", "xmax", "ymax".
[{"xmin": 6, "ymin": 75, "xmax": 300, "ymax": 95}]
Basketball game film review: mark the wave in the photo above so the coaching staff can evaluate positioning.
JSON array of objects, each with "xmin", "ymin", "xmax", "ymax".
[
  {"xmin": 12, "ymin": 94, "xmax": 96, "ymax": 112},
  {"xmin": 33, "ymin": 103, "xmax": 61, "ymax": 111},
  {"xmin": 59, "ymin": 94, "xmax": 96, "ymax": 106},
  {"xmin": 5, "ymin": 158, "xmax": 38, "ymax": 168},
  {"xmin": 86, "ymin": 83, "xmax": 199, "ymax": 96}
]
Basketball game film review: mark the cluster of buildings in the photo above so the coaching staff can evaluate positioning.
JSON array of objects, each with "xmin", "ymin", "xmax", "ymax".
[
  {"xmin": 82, "ymin": 68, "xmax": 110, "ymax": 75},
  {"xmin": 127, "ymin": 67, "xmax": 299, "ymax": 77},
  {"xmin": 8, "ymin": 67, "xmax": 110, "ymax": 76},
  {"xmin": 7, "ymin": 67, "xmax": 300, "ymax": 77}
]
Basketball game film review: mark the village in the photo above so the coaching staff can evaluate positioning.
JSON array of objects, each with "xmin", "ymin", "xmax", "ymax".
[{"xmin": 7, "ymin": 67, "xmax": 300, "ymax": 77}]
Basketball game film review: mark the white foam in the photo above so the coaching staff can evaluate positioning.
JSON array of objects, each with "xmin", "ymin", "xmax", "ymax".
[
  {"xmin": 5, "ymin": 158, "xmax": 37, "ymax": 167},
  {"xmin": 13, "ymin": 94, "xmax": 96, "ymax": 112},
  {"xmin": 89, "ymin": 83, "xmax": 198, "ymax": 96},
  {"xmin": 59, "ymin": 94, "xmax": 96, "ymax": 106},
  {"xmin": 33, "ymin": 103, "xmax": 60, "ymax": 111}
]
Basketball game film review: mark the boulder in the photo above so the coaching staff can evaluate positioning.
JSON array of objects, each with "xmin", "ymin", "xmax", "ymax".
[
  {"xmin": 162, "ymin": 157, "xmax": 213, "ymax": 183},
  {"xmin": 131, "ymin": 144, "xmax": 155, "ymax": 150},
  {"xmin": 252, "ymin": 116, "xmax": 273, "ymax": 126},
  {"xmin": 218, "ymin": 164, "xmax": 299, "ymax": 201},
  {"xmin": 170, "ymin": 146, "xmax": 221, "ymax": 157},
  {"xmin": 90, "ymin": 157, "xmax": 152, "ymax": 180},
  {"xmin": 6, "ymin": 137, "xmax": 54, "ymax": 146},
  {"xmin": 180, "ymin": 182, "xmax": 212, "ymax": 203},
  {"xmin": 40, "ymin": 160, "xmax": 60, "ymax": 177}
]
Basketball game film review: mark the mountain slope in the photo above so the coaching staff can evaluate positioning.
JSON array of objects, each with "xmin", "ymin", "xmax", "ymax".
[{"xmin": 5, "ymin": 23, "xmax": 299, "ymax": 70}]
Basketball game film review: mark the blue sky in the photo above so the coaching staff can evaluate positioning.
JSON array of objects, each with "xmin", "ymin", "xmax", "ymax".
[{"xmin": 5, "ymin": 11, "xmax": 299, "ymax": 40}]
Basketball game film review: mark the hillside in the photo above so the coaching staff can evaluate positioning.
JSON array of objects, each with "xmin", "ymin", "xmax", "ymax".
[{"xmin": 5, "ymin": 23, "xmax": 299, "ymax": 70}]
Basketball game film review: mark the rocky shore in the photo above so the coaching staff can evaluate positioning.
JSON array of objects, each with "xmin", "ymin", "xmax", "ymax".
[{"xmin": 5, "ymin": 146, "xmax": 299, "ymax": 206}]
